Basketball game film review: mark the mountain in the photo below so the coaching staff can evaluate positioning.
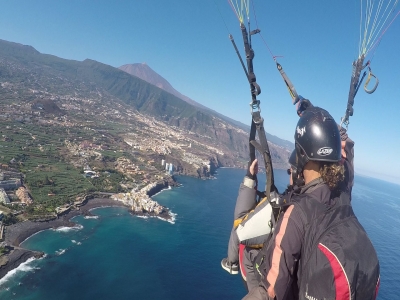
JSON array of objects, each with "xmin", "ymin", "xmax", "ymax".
[
  {"xmin": 0, "ymin": 39, "xmax": 291, "ymax": 170},
  {"xmin": 119, "ymin": 63, "xmax": 294, "ymax": 150},
  {"xmin": 119, "ymin": 63, "xmax": 201, "ymax": 108}
]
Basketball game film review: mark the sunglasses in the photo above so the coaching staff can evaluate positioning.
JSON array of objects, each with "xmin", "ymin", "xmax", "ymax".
[{"xmin": 287, "ymin": 168, "xmax": 291, "ymax": 175}]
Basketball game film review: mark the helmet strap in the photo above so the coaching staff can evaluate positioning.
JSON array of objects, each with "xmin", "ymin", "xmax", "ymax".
[{"xmin": 292, "ymin": 168, "xmax": 305, "ymax": 187}]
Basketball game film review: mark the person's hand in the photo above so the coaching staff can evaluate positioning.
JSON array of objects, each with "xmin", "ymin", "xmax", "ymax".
[
  {"xmin": 339, "ymin": 126, "xmax": 349, "ymax": 159},
  {"xmin": 246, "ymin": 159, "xmax": 258, "ymax": 180}
]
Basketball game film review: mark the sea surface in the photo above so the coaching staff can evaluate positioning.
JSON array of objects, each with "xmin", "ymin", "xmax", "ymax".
[{"xmin": 0, "ymin": 168, "xmax": 399, "ymax": 299}]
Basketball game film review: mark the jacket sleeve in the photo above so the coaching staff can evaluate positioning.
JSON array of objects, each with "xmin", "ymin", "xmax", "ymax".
[
  {"xmin": 259, "ymin": 204, "xmax": 304, "ymax": 300},
  {"xmin": 233, "ymin": 177, "xmax": 257, "ymax": 221}
]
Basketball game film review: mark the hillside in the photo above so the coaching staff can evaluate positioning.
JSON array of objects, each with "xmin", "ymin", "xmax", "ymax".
[
  {"xmin": 0, "ymin": 38, "xmax": 290, "ymax": 165},
  {"xmin": 0, "ymin": 39, "xmax": 293, "ymax": 210},
  {"xmin": 119, "ymin": 63, "xmax": 294, "ymax": 150}
]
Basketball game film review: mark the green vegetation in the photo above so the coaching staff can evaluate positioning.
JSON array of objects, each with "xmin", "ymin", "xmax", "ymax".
[
  {"xmin": 0, "ymin": 38, "xmax": 288, "ymax": 221},
  {"xmin": 2, "ymin": 213, "xmax": 19, "ymax": 226},
  {"xmin": 0, "ymin": 39, "xmax": 200, "ymax": 122},
  {"xmin": 0, "ymin": 119, "xmax": 132, "ymax": 212}
]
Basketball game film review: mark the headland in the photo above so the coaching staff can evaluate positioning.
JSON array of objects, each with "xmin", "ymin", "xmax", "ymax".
[{"xmin": 0, "ymin": 179, "xmax": 178, "ymax": 281}]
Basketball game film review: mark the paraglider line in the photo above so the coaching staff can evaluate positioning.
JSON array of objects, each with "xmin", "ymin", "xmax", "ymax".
[
  {"xmin": 250, "ymin": 0, "xmax": 280, "ymax": 61},
  {"xmin": 367, "ymin": 9, "xmax": 400, "ymax": 56},
  {"xmin": 213, "ymin": 0, "xmax": 231, "ymax": 34},
  {"xmin": 228, "ymin": 0, "xmax": 241, "ymax": 22}
]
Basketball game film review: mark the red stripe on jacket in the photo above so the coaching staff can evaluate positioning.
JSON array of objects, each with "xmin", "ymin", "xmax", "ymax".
[{"xmin": 318, "ymin": 243, "xmax": 351, "ymax": 300}]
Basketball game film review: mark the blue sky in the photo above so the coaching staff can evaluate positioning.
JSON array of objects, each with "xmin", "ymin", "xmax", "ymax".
[{"xmin": 1, "ymin": 0, "xmax": 400, "ymax": 185}]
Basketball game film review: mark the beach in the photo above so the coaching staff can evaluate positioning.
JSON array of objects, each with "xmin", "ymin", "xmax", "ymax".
[
  {"xmin": 0, "ymin": 177, "xmax": 177, "ymax": 281},
  {"xmin": 0, "ymin": 198, "xmax": 129, "ymax": 280}
]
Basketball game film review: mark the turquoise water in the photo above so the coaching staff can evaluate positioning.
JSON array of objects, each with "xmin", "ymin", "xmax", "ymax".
[{"xmin": 0, "ymin": 168, "xmax": 398, "ymax": 299}]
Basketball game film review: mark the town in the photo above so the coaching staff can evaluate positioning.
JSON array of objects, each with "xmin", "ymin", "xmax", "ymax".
[{"xmin": 0, "ymin": 83, "xmax": 227, "ymax": 233}]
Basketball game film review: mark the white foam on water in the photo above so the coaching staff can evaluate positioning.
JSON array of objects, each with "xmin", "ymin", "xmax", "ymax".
[
  {"xmin": 152, "ymin": 188, "xmax": 170, "ymax": 197},
  {"xmin": 53, "ymin": 224, "xmax": 83, "ymax": 232},
  {"xmin": 55, "ymin": 249, "xmax": 66, "ymax": 256},
  {"xmin": 168, "ymin": 212, "xmax": 177, "ymax": 224},
  {"xmin": 84, "ymin": 215, "xmax": 99, "ymax": 219},
  {"xmin": 88, "ymin": 205, "xmax": 116, "ymax": 212},
  {"xmin": 136, "ymin": 215, "xmax": 149, "ymax": 219},
  {"xmin": 0, "ymin": 257, "xmax": 37, "ymax": 286},
  {"xmin": 156, "ymin": 211, "xmax": 176, "ymax": 224},
  {"xmin": 20, "ymin": 229, "xmax": 47, "ymax": 245}
]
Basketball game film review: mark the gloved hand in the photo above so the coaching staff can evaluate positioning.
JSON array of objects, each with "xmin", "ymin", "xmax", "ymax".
[
  {"xmin": 246, "ymin": 159, "xmax": 258, "ymax": 180},
  {"xmin": 338, "ymin": 126, "xmax": 347, "ymax": 158},
  {"xmin": 296, "ymin": 99, "xmax": 313, "ymax": 116}
]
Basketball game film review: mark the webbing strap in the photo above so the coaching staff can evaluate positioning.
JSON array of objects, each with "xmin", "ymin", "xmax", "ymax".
[
  {"xmin": 249, "ymin": 111, "xmax": 274, "ymax": 199},
  {"xmin": 240, "ymin": 22, "xmax": 261, "ymax": 102},
  {"xmin": 342, "ymin": 55, "xmax": 365, "ymax": 127},
  {"xmin": 229, "ymin": 21, "xmax": 274, "ymax": 203},
  {"xmin": 276, "ymin": 62, "xmax": 301, "ymax": 105}
]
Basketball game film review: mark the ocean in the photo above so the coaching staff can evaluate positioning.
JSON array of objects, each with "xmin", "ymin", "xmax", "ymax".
[{"xmin": 0, "ymin": 168, "xmax": 398, "ymax": 299}]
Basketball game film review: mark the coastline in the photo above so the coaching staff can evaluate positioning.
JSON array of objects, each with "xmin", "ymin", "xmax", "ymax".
[
  {"xmin": 4, "ymin": 198, "xmax": 129, "ymax": 247},
  {"xmin": 0, "ymin": 177, "xmax": 178, "ymax": 282}
]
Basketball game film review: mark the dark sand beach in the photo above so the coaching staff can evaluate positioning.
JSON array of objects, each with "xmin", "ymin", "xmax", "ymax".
[
  {"xmin": 0, "ymin": 189, "xmax": 174, "ymax": 281},
  {"xmin": 0, "ymin": 198, "xmax": 128, "ymax": 280}
]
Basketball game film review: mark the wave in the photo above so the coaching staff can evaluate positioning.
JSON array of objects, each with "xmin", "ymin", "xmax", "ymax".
[
  {"xmin": 88, "ymin": 205, "xmax": 115, "ymax": 212},
  {"xmin": 157, "ymin": 212, "xmax": 177, "ymax": 224},
  {"xmin": 55, "ymin": 249, "xmax": 66, "ymax": 256},
  {"xmin": 0, "ymin": 257, "xmax": 37, "ymax": 286},
  {"xmin": 84, "ymin": 215, "xmax": 99, "ymax": 219},
  {"xmin": 19, "ymin": 229, "xmax": 48, "ymax": 245},
  {"xmin": 136, "ymin": 215, "xmax": 148, "ymax": 219},
  {"xmin": 152, "ymin": 187, "xmax": 172, "ymax": 197},
  {"xmin": 52, "ymin": 224, "xmax": 83, "ymax": 232}
]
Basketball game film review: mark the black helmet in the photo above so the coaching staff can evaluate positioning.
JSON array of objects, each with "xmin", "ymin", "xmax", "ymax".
[{"xmin": 294, "ymin": 107, "xmax": 341, "ymax": 175}]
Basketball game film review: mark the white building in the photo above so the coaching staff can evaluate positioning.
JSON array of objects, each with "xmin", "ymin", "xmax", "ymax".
[{"xmin": 0, "ymin": 188, "xmax": 10, "ymax": 204}]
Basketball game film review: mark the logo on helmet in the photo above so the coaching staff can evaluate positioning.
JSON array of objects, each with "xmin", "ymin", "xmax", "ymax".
[
  {"xmin": 297, "ymin": 126, "xmax": 306, "ymax": 137},
  {"xmin": 317, "ymin": 147, "xmax": 333, "ymax": 156}
]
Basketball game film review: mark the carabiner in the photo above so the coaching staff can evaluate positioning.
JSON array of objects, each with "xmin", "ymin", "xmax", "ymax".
[{"xmin": 364, "ymin": 68, "xmax": 379, "ymax": 94}]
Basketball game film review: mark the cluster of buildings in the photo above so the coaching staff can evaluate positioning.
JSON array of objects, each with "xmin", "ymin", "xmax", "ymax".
[
  {"xmin": 0, "ymin": 169, "xmax": 33, "ymax": 206},
  {"xmin": 16, "ymin": 187, "xmax": 33, "ymax": 205},
  {"xmin": 111, "ymin": 183, "xmax": 165, "ymax": 215},
  {"xmin": 161, "ymin": 160, "xmax": 174, "ymax": 175},
  {"xmin": 115, "ymin": 157, "xmax": 141, "ymax": 176}
]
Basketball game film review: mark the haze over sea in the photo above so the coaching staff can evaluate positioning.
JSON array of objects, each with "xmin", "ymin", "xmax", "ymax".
[{"xmin": 0, "ymin": 168, "xmax": 398, "ymax": 299}]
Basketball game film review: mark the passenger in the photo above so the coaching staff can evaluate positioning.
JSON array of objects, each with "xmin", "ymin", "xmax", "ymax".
[
  {"xmin": 221, "ymin": 151, "xmax": 297, "ymax": 290},
  {"xmin": 220, "ymin": 158, "xmax": 275, "ymax": 275},
  {"xmin": 242, "ymin": 106, "xmax": 379, "ymax": 300}
]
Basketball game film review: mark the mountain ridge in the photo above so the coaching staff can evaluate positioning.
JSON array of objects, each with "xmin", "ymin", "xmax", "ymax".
[
  {"xmin": 118, "ymin": 63, "xmax": 294, "ymax": 150},
  {"xmin": 0, "ymin": 38, "xmax": 291, "ymax": 171}
]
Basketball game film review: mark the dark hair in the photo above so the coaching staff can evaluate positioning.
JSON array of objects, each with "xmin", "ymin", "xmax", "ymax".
[{"xmin": 319, "ymin": 162, "xmax": 345, "ymax": 191}]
